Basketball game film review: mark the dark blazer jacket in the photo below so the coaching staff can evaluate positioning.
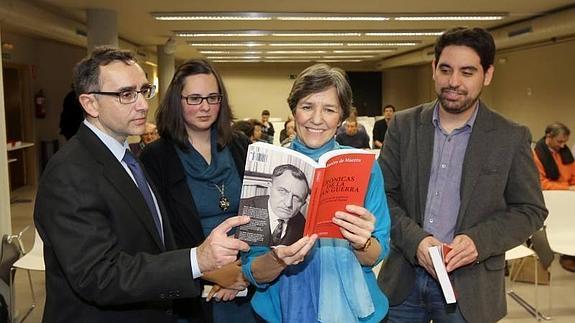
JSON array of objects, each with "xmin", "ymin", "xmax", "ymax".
[
  {"xmin": 140, "ymin": 133, "xmax": 250, "ymax": 251},
  {"xmin": 34, "ymin": 124, "xmax": 199, "ymax": 323},
  {"xmin": 240, "ymin": 195, "xmax": 306, "ymax": 246},
  {"xmin": 377, "ymin": 101, "xmax": 547, "ymax": 323}
]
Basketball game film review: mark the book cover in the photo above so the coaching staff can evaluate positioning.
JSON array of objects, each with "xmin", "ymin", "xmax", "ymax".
[
  {"xmin": 428, "ymin": 245, "xmax": 457, "ymax": 304},
  {"xmin": 235, "ymin": 142, "xmax": 374, "ymax": 246}
]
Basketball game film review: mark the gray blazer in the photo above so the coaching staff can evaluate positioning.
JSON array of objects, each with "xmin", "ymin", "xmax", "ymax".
[{"xmin": 377, "ymin": 101, "xmax": 547, "ymax": 323}]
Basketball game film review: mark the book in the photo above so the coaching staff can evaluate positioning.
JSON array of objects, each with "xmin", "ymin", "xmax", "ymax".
[
  {"xmin": 428, "ymin": 245, "xmax": 457, "ymax": 304},
  {"xmin": 236, "ymin": 142, "xmax": 375, "ymax": 246}
]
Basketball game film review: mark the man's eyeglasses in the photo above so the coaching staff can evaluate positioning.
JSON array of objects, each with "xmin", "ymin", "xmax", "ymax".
[
  {"xmin": 181, "ymin": 94, "xmax": 222, "ymax": 106},
  {"xmin": 89, "ymin": 85, "xmax": 157, "ymax": 104}
]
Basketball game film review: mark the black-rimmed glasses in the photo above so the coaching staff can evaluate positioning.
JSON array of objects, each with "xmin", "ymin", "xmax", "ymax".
[
  {"xmin": 89, "ymin": 85, "xmax": 157, "ymax": 104},
  {"xmin": 181, "ymin": 94, "xmax": 222, "ymax": 105}
]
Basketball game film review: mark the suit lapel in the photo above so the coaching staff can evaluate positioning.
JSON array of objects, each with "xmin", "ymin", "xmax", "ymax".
[
  {"xmin": 457, "ymin": 103, "xmax": 496, "ymax": 228},
  {"xmin": 416, "ymin": 103, "xmax": 436, "ymax": 222},
  {"xmin": 77, "ymin": 125, "xmax": 166, "ymax": 250}
]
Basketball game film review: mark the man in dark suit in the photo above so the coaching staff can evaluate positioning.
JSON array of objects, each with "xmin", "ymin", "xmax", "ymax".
[
  {"xmin": 372, "ymin": 104, "xmax": 395, "ymax": 149},
  {"xmin": 242, "ymin": 164, "xmax": 309, "ymax": 246},
  {"xmin": 377, "ymin": 27, "xmax": 547, "ymax": 323},
  {"xmin": 34, "ymin": 47, "xmax": 249, "ymax": 323}
]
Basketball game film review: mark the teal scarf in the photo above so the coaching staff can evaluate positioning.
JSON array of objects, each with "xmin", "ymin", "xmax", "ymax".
[{"xmin": 281, "ymin": 137, "xmax": 374, "ymax": 322}]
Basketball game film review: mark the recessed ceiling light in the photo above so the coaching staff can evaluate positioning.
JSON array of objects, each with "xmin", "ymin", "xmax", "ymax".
[
  {"xmin": 152, "ymin": 12, "xmax": 272, "ymax": 21},
  {"xmin": 206, "ymin": 56, "xmax": 261, "ymax": 59},
  {"xmin": 263, "ymin": 60, "xmax": 310, "ymax": 63},
  {"xmin": 264, "ymin": 56, "xmax": 322, "ymax": 59},
  {"xmin": 277, "ymin": 16, "xmax": 389, "ymax": 21},
  {"xmin": 365, "ymin": 32, "xmax": 443, "ymax": 36},
  {"xmin": 346, "ymin": 42, "xmax": 418, "ymax": 46},
  {"xmin": 189, "ymin": 42, "xmax": 265, "ymax": 47},
  {"xmin": 199, "ymin": 50, "xmax": 263, "ymax": 54},
  {"xmin": 394, "ymin": 16, "xmax": 504, "ymax": 21},
  {"xmin": 178, "ymin": 32, "xmax": 267, "ymax": 37},
  {"xmin": 266, "ymin": 50, "xmax": 328, "ymax": 54},
  {"xmin": 271, "ymin": 32, "xmax": 362, "ymax": 37},
  {"xmin": 323, "ymin": 55, "xmax": 376, "ymax": 59},
  {"xmin": 316, "ymin": 59, "xmax": 363, "ymax": 62},
  {"xmin": 333, "ymin": 49, "xmax": 394, "ymax": 53},
  {"xmin": 212, "ymin": 60, "xmax": 262, "ymax": 63},
  {"xmin": 269, "ymin": 43, "xmax": 344, "ymax": 47}
]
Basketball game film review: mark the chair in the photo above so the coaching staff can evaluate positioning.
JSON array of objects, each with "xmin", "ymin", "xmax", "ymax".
[
  {"xmin": 542, "ymin": 190, "xmax": 575, "ymax": 319},
  {"xmin": 10, "ymin": 228, "xmax": 45, "ymax": 323},
  {"xmin": 505, "ymin": 244, "xmax": 550, "ymax": 320}
]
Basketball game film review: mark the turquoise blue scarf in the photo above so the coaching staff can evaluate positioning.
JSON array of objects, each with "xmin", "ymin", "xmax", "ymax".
[{"xmin": 280, "ymin": 137, "xmax": 374, "ymax": 322}]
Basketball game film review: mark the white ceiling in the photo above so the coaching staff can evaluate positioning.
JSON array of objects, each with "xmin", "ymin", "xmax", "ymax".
[{"xmin": 4, "ymin": 0, "xmax": 575, "ymax": 67}]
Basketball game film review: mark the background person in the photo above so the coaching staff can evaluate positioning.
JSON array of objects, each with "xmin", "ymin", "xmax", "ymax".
[
  {"xmin": 533, "ymin": 122, "xmax": 575, "ymax": 272},
  {"xmin": 35, "ymin": 47, "xmax": 249, "ymax": 323},
  {"xmin": 260, "ymin": 109, "xmax": 275, "ymax": 144},
  {"xmin": 377, "ymin": 27, "xmax": 547, "ymax": 323},
  {"xmin": 140, "ymin": 59, "xmax": 256, "ymax": 322},
  {"xmin": 533, "ymin": 122, "xmax": 575, "ymax": 191},
  {"xmin": 280, "ymin": 119, "xmax": 296, "ymax": 147},
  {"xmin": 130, "ymin": 122, "xmax": 159, "ymax": 156},
  {"xmin": 372, "ymin": 104, "xmax": 396, "ymax": 149},
  {"xmin": 242, "ymin": 64, "xmax": 391, "ymax": 323},
  {"xmin": 336, "ymin": 118, "xmax": 371, "ymax": 149}
]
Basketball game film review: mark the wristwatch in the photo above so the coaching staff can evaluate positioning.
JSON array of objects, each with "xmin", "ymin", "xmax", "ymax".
[{"xmin": 355, "ymin": 237, "xmax": 372, "ymax": 252}]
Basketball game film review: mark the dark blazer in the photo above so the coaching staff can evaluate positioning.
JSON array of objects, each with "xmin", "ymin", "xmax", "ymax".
[
  {"xmin": 377, "ymin": 101, "xmax": 547, "ymax": 323},
  {"xmin": 240, "ymin": 195, "xmax": 306, "ymax": 246},
  {"xmin": 34, "ymin": 124, "xmax": 199, "ymax": 323},
  {"xmin": 140, "ymin": 133, "xmax": 250, "ymax": 250},
  {"xmin": 372, "ymin": 118, "xmax": 388, "ymax": 146}
]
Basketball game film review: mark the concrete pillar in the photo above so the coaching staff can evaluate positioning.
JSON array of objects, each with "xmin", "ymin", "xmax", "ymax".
[
  {"xmin": 87, "ymin": 9, "xmax": 118, "ymax": 53},
  {"xmin": 157, "ymin": 45, "xmax": 175, "ymax": 101},
  {"xmin": 0, "ymin": 25, "xmax": 13, "ymax": 235}
]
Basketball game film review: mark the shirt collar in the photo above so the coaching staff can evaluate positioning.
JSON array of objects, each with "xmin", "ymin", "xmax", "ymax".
[
  {"xmin": 83, "ymin": 120, "xmax": 130, "ymax": 162},
  {"xmin": 432, "ymin": 101, "xmax": 479, "ymax": 131}
]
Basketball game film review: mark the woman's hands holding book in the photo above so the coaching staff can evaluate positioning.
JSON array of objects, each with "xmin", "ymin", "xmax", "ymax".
[
  {"xmin": 273, "ymin": 234, "xmax": 319, "ymax": 266},
  {"xmin": 252, "ymin": 235, "xmax": 318, "ymax": 283},
  {"xmin": 333, "ymin": 204, "xmax": 381, "ymax": 266}
]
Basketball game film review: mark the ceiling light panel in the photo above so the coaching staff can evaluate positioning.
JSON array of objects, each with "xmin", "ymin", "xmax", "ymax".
[
  {"xmin": 188, "ymin": 42, "xmax": 265, "ymax": 47},
  {"xmin": 154, "ymin": 12, "xmax": 506, "ymax": 22},
  {"xmin": 199, "ymin": 50, "xmax": 263, "ymax": 54},
  {"xmin": 152, "ymin": 12, "xmax": 272, "ymax": 21},
  {"xmin": 394, "ymin": 15, "xmax": 504, "ymax": 21},
  {"xmin": 276, "ymin": 16, "xmax": 389, "ymax": 21},
  {"xmin": 266, "ymin": 50, "xmax": 327, "ymax": 54},
  {"xmin": 176, "ymin": 30, "xmax": 442, "ymax": 38}
]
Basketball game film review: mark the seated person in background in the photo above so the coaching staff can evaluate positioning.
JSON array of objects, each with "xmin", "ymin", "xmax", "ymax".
[
  {"xmin": 372, "ymin": 104, "xmax": 395, "ymax": 149},
  {"xmin": 336, "ymin": 106, "xmax": 367, "ymax": 137},
  {"xmin": 533, "ymin": 122, "xmax": 575, "ymax": 272},
  {"xmin": 129, "ymin": 122, "xmax": 159, "ymax": 156},
  {"xmin": 260, "ymin": 109, "xmax": 275, "ymax": 144},
  {"xmin": 336, "ymin": 118, "xmax": 371, "ymax": 149},
  {"xmin": 533, "ymin": 122, "xmax": 575, "ymax": 191},
  {"xmin": 233, "ymin": 119, "xmax": 263, "ymax": 143},
  {"xmin": 280, "ymin": 119, "xmax": 296, "ymax": 147}
]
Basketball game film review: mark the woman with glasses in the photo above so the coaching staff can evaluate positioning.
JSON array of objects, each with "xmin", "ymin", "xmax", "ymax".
[
  {"xmin": 241, "ymin": 64, "xmax": 391, "ymax": 322},
  {"xmin": 140, "ymin": 59, "xmax": 256, "ymax": 322}
]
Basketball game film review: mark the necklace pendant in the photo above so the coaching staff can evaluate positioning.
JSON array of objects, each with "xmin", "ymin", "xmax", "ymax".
[{"xmin": 219, "ymin": 195, "xmax": 230, "ymax": 211}]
